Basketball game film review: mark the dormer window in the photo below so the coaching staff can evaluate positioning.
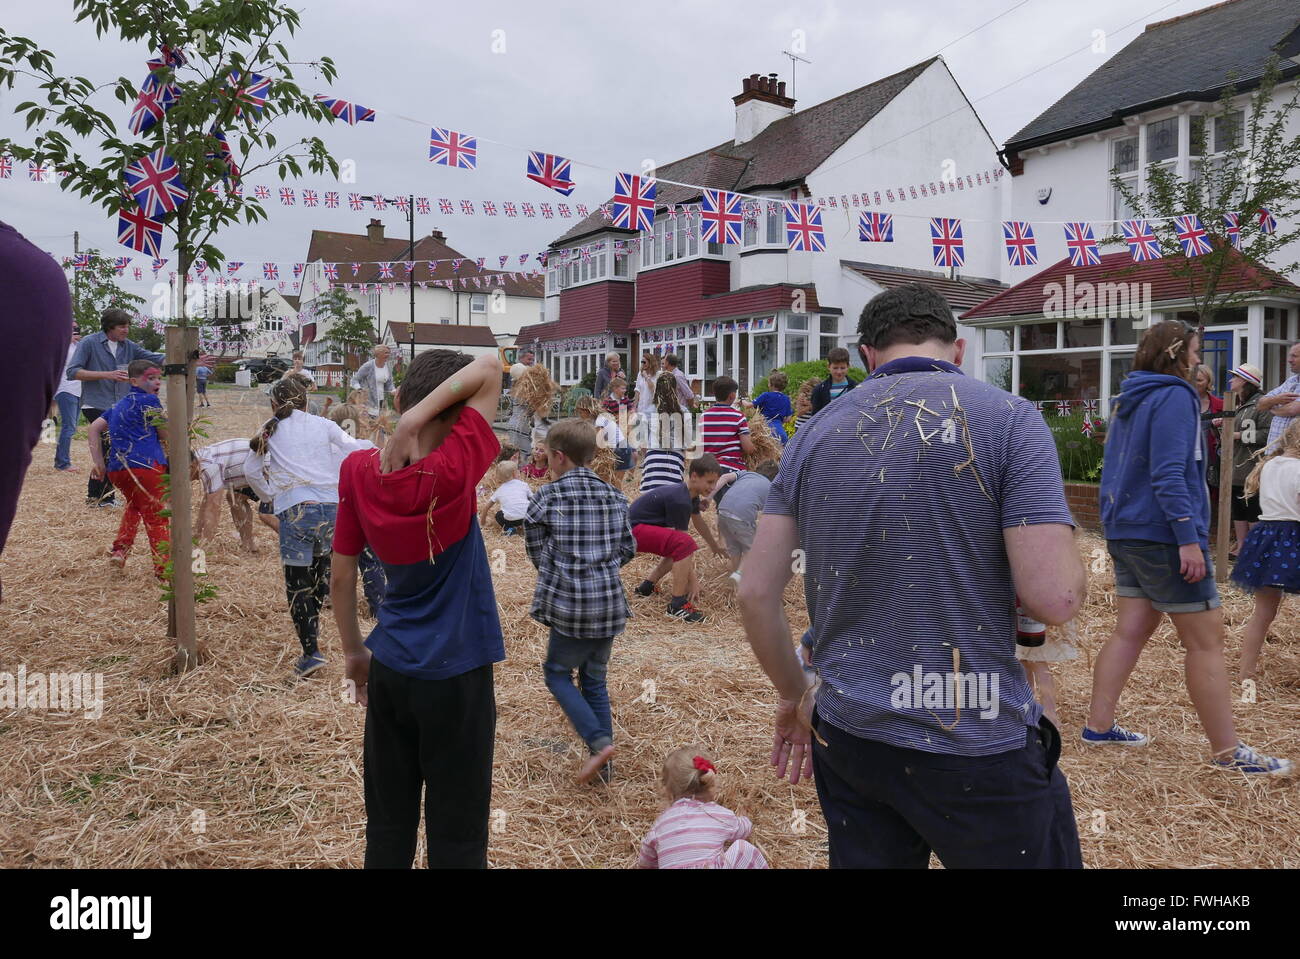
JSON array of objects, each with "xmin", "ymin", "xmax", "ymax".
[
  {"xmin": 743, "ymin": 199, "xmax": 784, "ymax": 248},
  {"xmin": 640, "ymin": 213, "xmax": 724, "ymax": 271}
]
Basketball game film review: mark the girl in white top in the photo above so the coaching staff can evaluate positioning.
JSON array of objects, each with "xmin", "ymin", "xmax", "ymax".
[
  {"xmin": 634, "ymin": 353, "xmax": 658, "ymax": 418},
  {"xmin": 1230, "ymin": 419, "xmax": 1300, "ymax": 679}
]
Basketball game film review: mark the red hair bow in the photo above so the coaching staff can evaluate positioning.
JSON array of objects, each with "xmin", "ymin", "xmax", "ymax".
[{"xmin": 693, "ymin": 756, "xmax": 715, "ymax": 774}]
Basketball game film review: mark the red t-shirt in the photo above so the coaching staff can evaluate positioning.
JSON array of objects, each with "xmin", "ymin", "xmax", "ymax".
[{"xmin": 334, "ymin": 406, "xmax": 500, "ymax": 564}]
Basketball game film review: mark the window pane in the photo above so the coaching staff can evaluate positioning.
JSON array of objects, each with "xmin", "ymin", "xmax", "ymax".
[
  {"xmin": 820, "ymin": 315, "xmax": 838, "ymax": 333},
  {"xmin": 705, "ymin": 338, "xmax": 718, "ymax": 378},
  {"xmin": 1108, "ymin": 352, "xmax": 1135, "ymax": 408},
  {"xmin": 654, "ymin": 221, "xmax": 664, "ymax": 262},
  {"xmin": 754, "ymin": 333, "xmax": 777, "ymax": 381},
  {"xmin": 1020, "ymin": 322, "xmax": 1059, "ymax": 351},
  {"xmin": 1108, "ymin": 318, "xmax": 1141, "ymax": 346},
  {"xmin": 984, "ymin": 356, "xmax": 1012, "ymax": 393},
  {"xmin": 1147, "ymin": 118, "xmax": 1178, "ymax": 163},
  {"xmin": 677, "ymin": 222, "xmax": 688, "ymax": 258},
  {"xmin": 1265, "ymin": 307, "xmax": 1282, "ymax": 340},
  {"xmin": 688, "ymin": 214, "xmax": 699, "ymax": 256},
  {"xmin": 1019, "ymin": 351, "xmax": 1102, "ymax": 403},
  {"xmin": 1064, "ymin": 318, "xmax": 1103, "ymax": 348},
  {"xmin": 1112, "ymin": 136, "xmax": 1138, "ymax": 174},
  {"xmin": 1266, "ymin": 342, "xmax": 1287, "ymax": 388},
  {"xmin": 984, "ymin": 326, "xmax": 1013, "ymax": 353},
  {"xmin": 786, "ymin": 313, "xmax": 808, "ymax": 331},
  {"xmin": 1215, "ymin": 111, "xmax": 1243, "ymax": 153},
  {"xmin": 743, "ymin": 214, "xmax": 757, "ymax": 246},
  {"xmin": 766, "ymin": 203, "xmax": 782, "ymax": 244},
  {"xmin": 820, "ymin": 335, "xmax": 838, "ymax": 360},
  {"xmin": 1189, "ymin": 116, "xmax": 1205, "ymax": 157},
  {"xmin": 1113, "ymin": 175, "xmax": 1139, "ymax": 222},
  {"xmin": 784, "ymin": 334, "xmax": 807, "ymax": 365}
]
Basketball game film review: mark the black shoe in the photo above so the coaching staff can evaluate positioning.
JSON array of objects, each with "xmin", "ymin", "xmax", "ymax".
[
  {"xmin": 633, "ymin": 580, "xmax": 655, "ymax": 597},
  {"xmin": 666, "ymin": 600, "xmax": 705, "ymax": 623}
]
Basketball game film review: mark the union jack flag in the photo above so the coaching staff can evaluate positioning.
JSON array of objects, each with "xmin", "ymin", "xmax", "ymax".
[
  {"xmin": 1258, "ymin": 208, "xmax": 1278, "ymax": 235},
  {"xmin": 1223, "ymin": 213, "xmax": 1242, "ymax": 250},
  {"xmin": 279, "ymin": 187, "xmax": 295, "ymax": 205},
  {"xmin": 348, "ymin": 193, "xmax": 364, "ymax": 210},
  {"xmin": 225, "ymin": 71, "xmax": 271, "ymax": 118},
  {"xmin": 293, "ymin": 263, "xmax": 304, "ymax": 278},
  {"xmin": 784, "ymin": 203, "xmax": 825, "ymax": 252},
  {"xmin": 226, "ymin": 261, "xmax": 244, "ymax": 276},
  {"xmin": 194, "ymin": 259, "xmax": 208, "ymax": 276},
  {"xmin": 254, "ymin": 185, "xmax": 271, "ymax": 200},
  {"xmin": 1002, "ymin": 221, "xmax": 1036, "ymax": 266},
  {"xmin": 416, "ymin": 197, "xmax": 430, "ymax": 215},
  {"xmin": 314, "ymin": 95, "xmax": 375, "ymax": 125},
  {"xmin": 204, "ymin": 129, "xmax": 240, "ymax": 184},
  {"xmin": 483, "ymin": 201, "xmax": 498, "ymax": 216},
  {"xmin": 372, "ymin": 196, "xmax": 386, "ymax": 211},
  {"xmin": 452, "ymin": 258, "xmax": 463, "ymax": 272},
  {"xmin": 1056, "ymin": 400, "xmax": 1073, "ymax": 417},
  {"xmin": 858, "ymin": 211, "xmax": 894, "ymax": 243},
  {"xmin": 1081, "ymin": 399, "xmax": 1100, "ymax": 418},
  {"xmin": 129, "ymin": 74, "xmax": 178, "ymax": 135},
  {"xmin": 0, "ymin": 156, "xmax": 10, "ymax": 178},
  {"xmin": 300, "ymin": 189, "xmax": 317, "ymax": 207},
  {"xmin": 263, "ymin": 262, "xmax": 279, "ymax": 280},
  {"xmin": 112, "ymin": 257, "xmax": 131, "ymax": 275},
  {"xmin": 439, "ymin": 198, "xmax": 454, "ymax": 215},
  {"xmin": 323, "ymin": 264, "xmax": 338, "ymax": 281},
  {"xmin": 611, "ymin": 172, "xmax": 656, "ymax": 232},
  {"xmin": 1174, "ymin": 214, "xmax": 1212, "ymax": 256},
  {"xmin": 930, "ymin": 218, "xmax": 964, "ymax": 267},
  {"xmin": 117, "ymin": 205, "xmax": 165, "ymax": 255},
  {"xmin": 1081, "ymin": 417, "xmax": 1095, "ymax": 438},
  {"xmin": 124, "ymin": 148, "xmax": 189, "ymax": 217},
  {"xmin": 475, "ymin": 257, "xmax": 485, "ymax": 271},
  {"xmin": 158, "ymin": 43, "xmax": 186, "ymax": 67},
  {"xmin": 133, "ymin": 268, "xmax": 142, "ymax": 280},
  {"xmin": 428, "ymin": 127, "xmax": 476, "ymax": 169},
  {"xmin": 351, "ymin": 263, "xmax": 361, "ymax": 276},
  {"xmin": 1063, "ymin": 222, "xmax": 1100, "ymax": 267},
  {"xmin": 151, "ymin": 258, "xmax": 167, "ymax": 274},
  {"xmin": 1121, "ymin": 220, "xmax": 1163, "ymax": 262},
  {"xmin": 324, "ymin": 191, "xmax": 339, "ymax": 208},
  {"xmin": 28, "ymin": 162, "xmax": 50, "ymax": 182},
  {"xmin": 540, "ymin": 203, "xmax": 554, "ymax": 219},
  {"xmin": 460, "ymin": 200, "xmax": 475, "ymax": 215},
  {"xmin": 525, "ymin": 151, "xmax": 575, "ymax": 195},
  {"xmin": 522, "ymin": 203, "xmax": 536, "ymax": 217},
  {"xmin": 402, "ymin": 261, "xmax": 415, "ymax": 274},
  {"xmin": 576, "ymin": 204, "xmax": 589, "ymax": 218},
  {"xmin": 700, "ymin": 189, "xmax": 744, "ymax": 245},
  {"xmin": 394, "ymin": 196, "xmax": 409, "ymax": 213},
  {"xmin": 499, "ymin": 256, "xmax": 508, "ymax": 269},
  {"xmin": 378, "ymin": 262, "xmax": 393, "ymax": 279},
  {"xmin": 70, "ymin": 253, "xmax": 91, "ymax": 270},
  {"xmin": 519, "ymin": 254, "xmax": 530, "ymax": 266},
  {"xmin": 557, "ymin": 203, "xmax": 571, "ymax": 218}
]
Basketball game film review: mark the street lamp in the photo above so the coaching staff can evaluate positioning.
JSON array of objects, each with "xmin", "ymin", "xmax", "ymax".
[{"xmin": 360, "ymin": 193, "xmax": 418, "ymax": 363}]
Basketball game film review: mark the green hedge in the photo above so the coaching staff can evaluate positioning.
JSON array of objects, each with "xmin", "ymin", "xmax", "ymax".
[
  {"xmin": 212, "ymin": 363, "xmax": 237, "ymax": 383},
  {"xmin": 753, "ymin": 360, "xmax": 866, "ymax": 399},
  {"xmin": 1046, "ymin": 411, "xmax": 1105, "ymax": 482}
]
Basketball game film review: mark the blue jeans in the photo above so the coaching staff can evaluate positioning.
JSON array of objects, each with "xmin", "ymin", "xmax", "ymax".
[
  {"xmin": 1108, "ymin": 538, "xmax": 1220, "ymax": 613},
  {"xmin": 54, "ymin": 391, "xmax": 81, "ymax": 470},
  {"xmin": 542, "ymin": 630, "xmax": 614, "ymax": 751},
  {"xmin": 278, "ymin": 502, "xmax": 338, "ymax": 567}
]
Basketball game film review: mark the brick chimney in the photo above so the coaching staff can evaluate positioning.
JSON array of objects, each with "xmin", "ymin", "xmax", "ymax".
[
  {"xmin": 429, "ymin": 228, "xmax": 446, "ymax": 242},
  {"xmin": 366, "ymin": 218, "xmax": 384, "ymax": 243},
  {"xmin": 733, "ymin": 72, "xmax": 795, "ymax": 145}
]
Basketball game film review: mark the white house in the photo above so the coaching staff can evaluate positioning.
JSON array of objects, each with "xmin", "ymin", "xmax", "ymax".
[
  {"xmin": 963, "ymin": 0, "xmax": 1300, "ymax": 410},
  {"xmin": 519, "ymin": 58, "xmax": 1006, "ymax": 394}
]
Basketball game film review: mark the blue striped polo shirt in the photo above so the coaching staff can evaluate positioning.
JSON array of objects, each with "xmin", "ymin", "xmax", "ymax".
[{"xmin": 766, "ymin": 356, "xmax": 1073, "ymax": 756}]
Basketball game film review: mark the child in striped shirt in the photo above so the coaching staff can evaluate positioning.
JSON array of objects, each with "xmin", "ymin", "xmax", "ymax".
[
  {"xmin": 637, "ymin": 747, "xmax": 768, "ymax": 869},
  {"xmin": 697, "ymin": 376, "xmax": 754, "ymax": 472}
]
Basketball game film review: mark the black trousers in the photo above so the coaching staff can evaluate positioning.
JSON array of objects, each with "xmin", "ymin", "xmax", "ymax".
[
  {"xmin": 82, "ymin": 406, "xmax": 115, "ymax": 503},
  {"xmin": 364, "ymin": 659, "xmax": 496, "ymax": 868},
  {"xmin": 812, "ymin": 712, "xmax": 1082, "ymax": 869}
]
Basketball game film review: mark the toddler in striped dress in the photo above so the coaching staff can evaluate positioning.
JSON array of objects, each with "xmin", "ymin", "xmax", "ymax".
[{"xmin": 637, "ymin": 748, "xmax": 768, "ymax": 869}]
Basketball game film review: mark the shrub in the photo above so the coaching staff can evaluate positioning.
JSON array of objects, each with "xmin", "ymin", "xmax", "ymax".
[
  {"xmin": 1044, "ymin": 411, "xmax": 1105, "ymax": 482},
  {"xmin": 212, "ymin": 363, "xmax": 237, "ymax": 383},
  {"xmin": 578, "ymin": 370, "xmax": 596, "ymax": 393},
  {"xmin": 753, "ymin": 360, "xmax": 866, "ymax": 399}
]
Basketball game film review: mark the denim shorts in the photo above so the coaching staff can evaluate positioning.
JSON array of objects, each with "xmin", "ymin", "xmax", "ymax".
[
  {"xmin": 278, "ymin": 502, "xmax": 338, "ymax": 567},
  {"xmin": 1108, "ymin": 538, "xmax": 1220, "ymax": 613}
]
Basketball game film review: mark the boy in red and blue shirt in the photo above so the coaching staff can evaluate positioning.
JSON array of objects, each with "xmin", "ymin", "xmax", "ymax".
[{"xmin": 331, "ymin": 349, "xmax": 504, "ymax": 869}]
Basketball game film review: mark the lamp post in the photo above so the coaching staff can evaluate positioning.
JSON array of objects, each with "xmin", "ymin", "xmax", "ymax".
[{"xmin": 360, "ymin": 193, "xmax": 418, "ymax": 362}]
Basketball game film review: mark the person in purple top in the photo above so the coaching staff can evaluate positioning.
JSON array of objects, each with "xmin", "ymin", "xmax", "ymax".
[
  {"xmin": 739, "ymin": 283, "xmax": 1086, "ymax": 868},
  {"xmin": 0, "ymin": 220, "xmax": 72, "ymax": 603}
]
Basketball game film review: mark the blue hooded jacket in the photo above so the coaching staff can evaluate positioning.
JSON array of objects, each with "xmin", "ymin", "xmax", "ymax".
[{"xmin": 1100, "ymin": 370, "xmax": 1208, "ymax": 547}]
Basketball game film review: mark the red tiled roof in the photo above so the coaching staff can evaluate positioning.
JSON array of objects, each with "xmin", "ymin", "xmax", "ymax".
[
  {"xmin": 552, "ymin": 58, "xmax": 939, "ymax": 246},
  {"xmin": 961, "ymin": 250, "xmax": 1300, "ymax": 321},
  {"xmin": 305, "ymin": 223, "xmax": 544, "ymax": 297},
  {"xmin": 517, "ymin": 320, "xmax": 559, "ymax": 344},
  {"xmin": 846, "ymin": 263, "xmax": 1005, "ymax": 311}
]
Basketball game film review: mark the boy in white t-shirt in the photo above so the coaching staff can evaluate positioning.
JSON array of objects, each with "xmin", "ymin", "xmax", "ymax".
[{"xmin": 479, "ymin": 460, "xmax": 533, "ymax": 535}]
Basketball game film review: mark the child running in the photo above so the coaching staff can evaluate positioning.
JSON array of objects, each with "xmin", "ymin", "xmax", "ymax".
[
  {"xmin": 629, "ymin": 453, "xmax": 727, "ymax": 622},
  {"xmin": 87, "ymin": 358, "xmax": 169, "ymax": 576},
  {"xmin": 637, "ymin": 747, "xmax": 768, "ymax": 869},
  {"xmin": 698, "ymin": 376, "xmax": 754, "ymax": 473},
  {"xmin": 479, "ymin": 459, "xmax": 532, "ymax": 535},
  {"xmin": 1232, "ymin": 419, "xmax": 1300, "ymax": 680},
  {"xmin": 524, "ymin": 418, "xmax": 636, "ymax": 784},
  {"xmin": 244, "ymin": 376, "xmax": 374, "ymax": 679},
  {"xmin": 192, "ymin": 437, "xmax": 279, "ymax": 552},
  {"xmin": 709, "ymin": 461, "xmax": 779, "ymax": 584},
  {"xmin": 753, "ymin": 372, "xmax": 793, "ymax": 445},
  {"xmin": 330, "ymin": 350, "xmax": 505, "ymax": 868},
  {"xmin": 640, "ymin": 372, "xmax": 694, "ymax": 493}
]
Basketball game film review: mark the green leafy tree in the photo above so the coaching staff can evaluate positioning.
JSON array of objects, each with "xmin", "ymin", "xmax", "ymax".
[
  {"xmin": 1108, "ymin": 58, "xmax": 1300, "ymax": 327},
  {"xmin": 317, "ymin": 287, "xmax": 377, "ymax": 367},
  {"xmin": 66, "ymin": 247, "xmax": 147, "ymax": 335}
]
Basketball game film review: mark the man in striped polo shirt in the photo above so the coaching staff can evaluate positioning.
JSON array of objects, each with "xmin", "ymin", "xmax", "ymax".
[
  {"xmin": 697, "ymin": 376, "xmax": 754, "ymax": 472},
  {"xmin": 739, "ymin": 283, "xmax": 1086, "ymax": 869}
]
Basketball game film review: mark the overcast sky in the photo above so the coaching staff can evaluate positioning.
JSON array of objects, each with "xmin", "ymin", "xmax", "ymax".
[{"xmin": 0, "ymin": 0, "xmax": 1230, "ymax": 299}]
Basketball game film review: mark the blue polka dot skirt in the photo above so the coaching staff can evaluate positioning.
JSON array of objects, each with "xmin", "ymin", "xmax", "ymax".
[{"xmin": 1231, "ymin": 520, "xmax": 1300, "ymax": 594}]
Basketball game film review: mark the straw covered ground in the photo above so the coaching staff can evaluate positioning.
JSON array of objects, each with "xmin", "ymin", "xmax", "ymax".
[{"xmin": 1, "ymin": 385, "xmax": 1298, "ymax": 868}]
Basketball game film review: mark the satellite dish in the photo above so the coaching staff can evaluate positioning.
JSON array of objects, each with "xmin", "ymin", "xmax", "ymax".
[{"xmin": 1036, "ymin": 187, "xmax": 1052, "ymax": 205}]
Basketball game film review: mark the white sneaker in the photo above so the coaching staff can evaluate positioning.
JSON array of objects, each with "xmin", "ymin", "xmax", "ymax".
[{"xmin": 728, "ymin": 571, "xmax": 742, "ymax": 586}]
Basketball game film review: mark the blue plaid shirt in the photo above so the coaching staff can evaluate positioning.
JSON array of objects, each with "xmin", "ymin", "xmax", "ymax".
[{"xmin": 525, "ymin": 467, "xmax": 635, "ymax": 640}]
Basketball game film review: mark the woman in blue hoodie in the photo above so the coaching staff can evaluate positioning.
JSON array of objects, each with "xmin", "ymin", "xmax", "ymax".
[{"xmin": 1086, "ymin": 321, "xmax": 1289, "ymax": 775}]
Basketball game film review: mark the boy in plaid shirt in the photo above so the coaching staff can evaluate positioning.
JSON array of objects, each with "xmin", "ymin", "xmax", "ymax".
[{"xmin": 525, "ymin": 418, "xmax": 636, "ymax": 784}]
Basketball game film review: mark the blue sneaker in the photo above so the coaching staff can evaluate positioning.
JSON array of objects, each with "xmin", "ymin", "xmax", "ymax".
[
  {"xmin": 1081, "ymin": 723, "xmax": 1149, "ymax": 747},
  {"xmin": 504, "ymin": 527, "xmax": 517, "ymax": 537},
  {"xmin": 1212, "ymin": 743, "xmax": 1292, "ymax": 776},
  {"xmin": 293, "ymin": 652, "xmax": 327, "ymax": 679}
]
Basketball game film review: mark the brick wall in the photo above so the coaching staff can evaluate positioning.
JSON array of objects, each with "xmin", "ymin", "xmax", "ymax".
[{"xmin": 1064, "ymin": 481, "xmax": 1101, "ymax": 531}]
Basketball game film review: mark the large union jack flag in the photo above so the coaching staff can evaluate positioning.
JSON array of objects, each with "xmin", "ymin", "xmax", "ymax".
[
  {"xmin": 1257, "ymin": 208, "xmax": 1278, "ymax": 235},
  {"xmin": 1121, "ymin": 220, "xmax": 1163, "ymax": 262},
  {"xmin": 785, "ymin": 203, "xmax": 826, "ymax": 252},
  {"xmin": 859, "ymin": 211, "xmax": 894, "ymax": 243},
  {"xmin": 1002, "ymin": 221, "xmax": 1036, "ymax": 266},
  {"xmin": 1063, "ymin": 222, "xmax": 1100, "ymax": 267},
  {"xmin": 611, "ymin": 172, "xmax": 656, "ymax": 232},
  {"xmin": 117, "ymin": 205, "xmax": 164, "ymax": 256},
  {"xmin": 124, "ymin": 148, "xmax": 188, "ymax": 217},
  {"xmin": 930, "ymin": 217, "xmax": 964, "ymax": 268},
  {"xmin": 1223, "ymin": 213, "xmax": 1242, "ymax": 250},
  {"xmin": 1174, "ymin": 214, "xmax": 1212, "ymax": 256},
  {"xmin": 526, "ymin": 151, "xmax": 575, "ymax": 195},
  {"xmin": 225, "ymin": 71, "xmax": 271, "ymax": 118},
  {"xmin": 129, "ymin": 73, "xmax": 178, "ymax": 135},
  {"xmin": 314, "ymin": 95, "xmax": 375, "ymax": 125},
  {"xmin": 700, "ymin": 189, "xmax": 744, "ymax": 245},
  {"xmin": 428, "ymin": 127, "xmax": 476, "ymax": 169}
]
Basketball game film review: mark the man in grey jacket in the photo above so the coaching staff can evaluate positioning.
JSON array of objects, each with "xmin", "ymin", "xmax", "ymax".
[
  {"xmin": 66, "ymin": 309, "xmax": 165, "ymax": 506},
  {"xmin": 351, "ymin": 344, "xmax": 395, "ymax": 416}
]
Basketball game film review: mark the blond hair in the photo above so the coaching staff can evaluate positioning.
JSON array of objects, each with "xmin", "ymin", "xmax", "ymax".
[
  {"xmin": 661, "ymin": 746, "xmax": 717, "ymax": 802},
  {"xmin": 574, "ymin": 395, "xmax": 600, "ymax": 419},
  {"xmin": 1245, "ymin": 419, "xmax": 1300, "ymax": 499},
  {"xmin": 497, "ymin": 459, "xmax": 518, "ymax": 481}
]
